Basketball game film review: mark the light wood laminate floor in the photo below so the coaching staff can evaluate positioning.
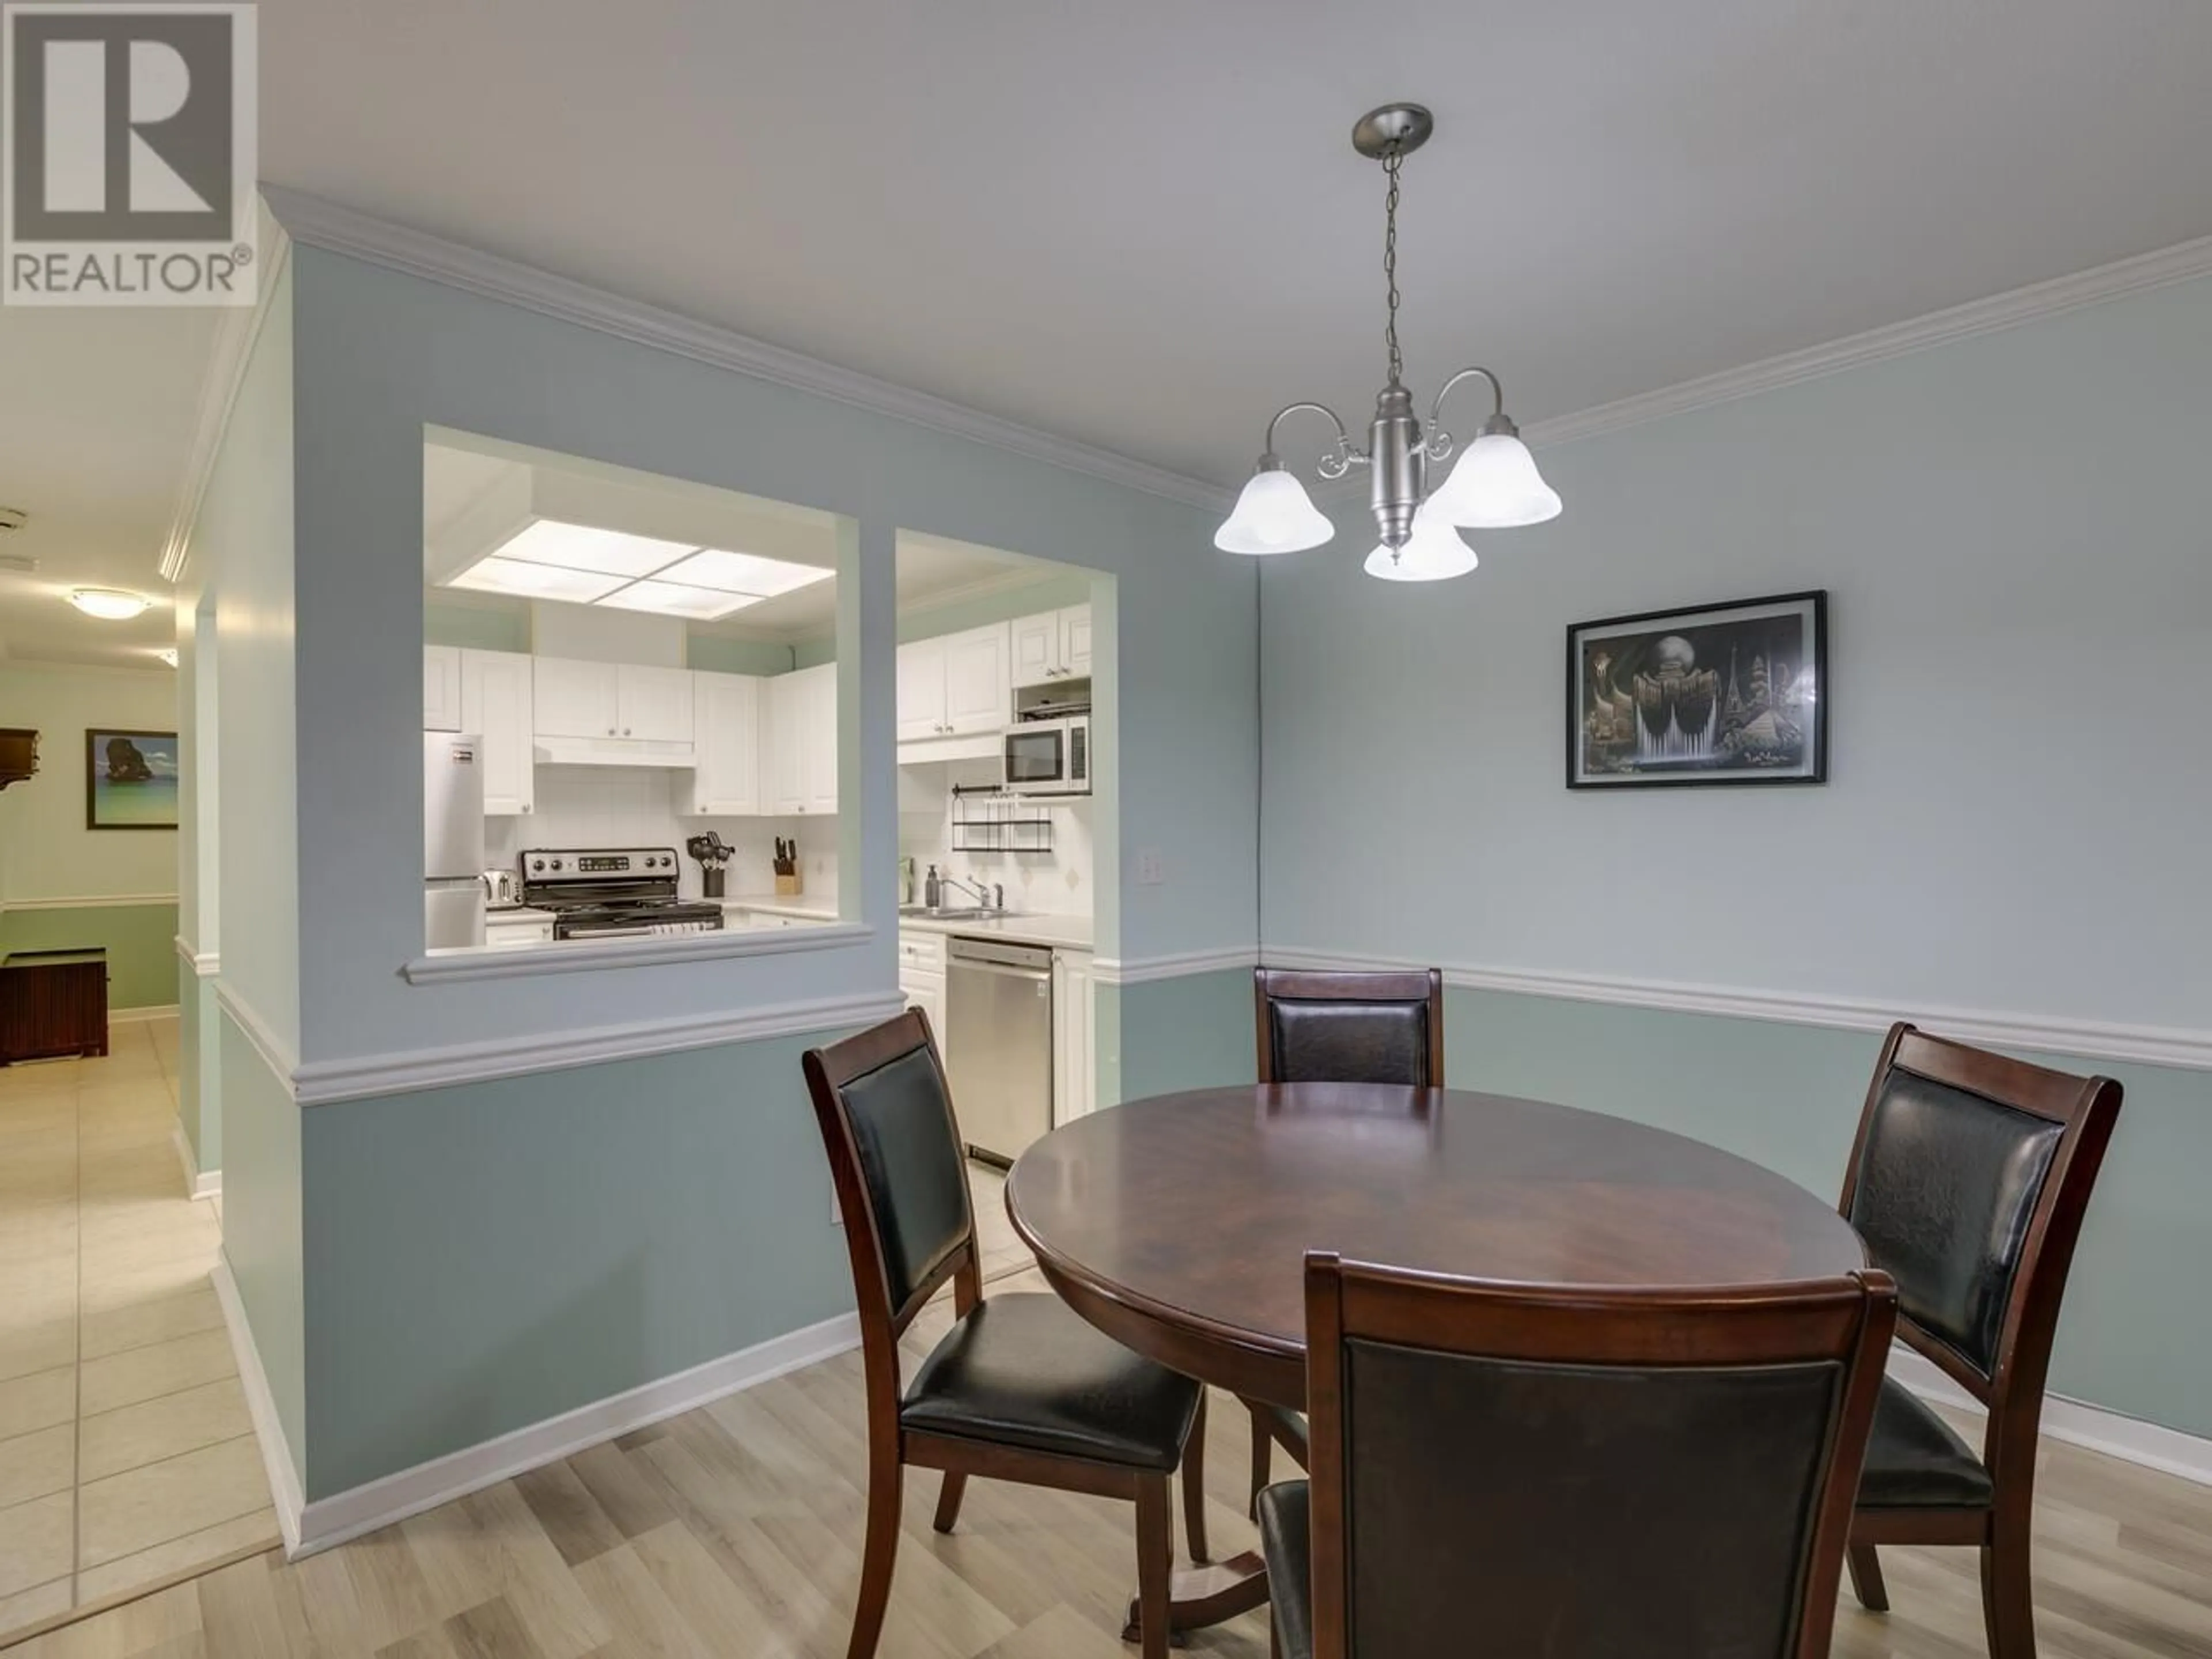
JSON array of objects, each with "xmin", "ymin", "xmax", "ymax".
[
  {"xmin": 0, "ymin": 1020, "xmax": 279, "ymax": 1643},
  {"xmin": 8, "ymin": 1237, "xmax": 2210, "ymax": 1658}
]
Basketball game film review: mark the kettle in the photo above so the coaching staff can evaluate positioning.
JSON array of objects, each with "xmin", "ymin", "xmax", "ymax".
[{"xmin": 482, "ymin": 867, "xmax": 521, "ymax": 907}]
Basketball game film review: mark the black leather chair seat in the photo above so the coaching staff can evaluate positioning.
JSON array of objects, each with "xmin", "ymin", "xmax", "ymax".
[
  {"xmin": 1256, "ymin": 1480, "xmax": 1313, "ymax": 1659},
  {"xmin": 902, "ymin": 1294, "xmax": 1200, "ymax": 1472},
  {"xmin": 1857, "ymin": 1377, "xmax": 1995, "ymax": 1509}
]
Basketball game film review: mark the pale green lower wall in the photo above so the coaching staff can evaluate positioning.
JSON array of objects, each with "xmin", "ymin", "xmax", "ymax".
[
  {"xmin": 0, "ymin": 903, "xmax": 179, "ymax": 1010},
  {"xmin": 1444, "ymin": 986, "xmax": 2212, "ymax": 1441},
  {"xmin": 296, "ymin": 1028, "xmax": 866, "ymax": 1499},
  {"xmin": 181, "ymin": 975, "xmax": 222, "ymax": 1175},
  {"xmin": 221, "ymin": 1007, "xmax": 306, "ymax": 1486},
  {"xmin": 1097, "ymin": 968, "xmax": 1257, "ymax": 1108}
]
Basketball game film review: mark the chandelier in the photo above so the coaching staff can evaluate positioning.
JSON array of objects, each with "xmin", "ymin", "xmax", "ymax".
[{"xmin": 1213, "ymin": 103, "xmax": 1561, "ymax": 581}]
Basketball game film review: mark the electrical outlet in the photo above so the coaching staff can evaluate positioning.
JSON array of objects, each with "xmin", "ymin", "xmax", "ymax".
[{"xmin": 1136, "ymin": 847, "xmax": 1165, "ymax": 885}]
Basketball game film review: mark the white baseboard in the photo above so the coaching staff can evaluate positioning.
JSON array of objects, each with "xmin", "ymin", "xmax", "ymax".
[
  {"xmin": 289, "ymin": 1311, "xmax": 861, "ymax": 1559},
  {"xmin": 111, "ymin": 1004, "xmax": 182, "ymax": 1024},
  {"xmin": 212, "ymin": 1259, "xmax": 305, "ymax": 1554},
  {"xmin": 169, "ymin": 1122, "xmax": 220, "ymax": 1201},
  {"xmin": 1888, "ymin": 1346, "xmax": 2212, "ymax": 1488}
]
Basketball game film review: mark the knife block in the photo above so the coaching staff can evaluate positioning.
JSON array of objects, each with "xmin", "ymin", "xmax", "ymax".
[{"xmin": 774, "ymin": 872, "xmax": 803, "ymax": 896}]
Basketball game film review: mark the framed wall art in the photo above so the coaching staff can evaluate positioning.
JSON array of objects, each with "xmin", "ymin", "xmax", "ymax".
[
  {"xmin": 1567, "ymin": 592, "xmax": 1827, "ymax": 789},
  {"xmin": 85, "ymin": 729, "xmax": 179, "ymax": 829}
]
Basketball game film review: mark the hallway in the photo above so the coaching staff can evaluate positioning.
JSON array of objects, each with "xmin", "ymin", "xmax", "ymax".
[{"xmin": 0, "ymin": 1017, "xmax": 278, "ymax": 1642}]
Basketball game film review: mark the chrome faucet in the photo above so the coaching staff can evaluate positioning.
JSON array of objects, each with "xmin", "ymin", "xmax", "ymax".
[{"xmin": 941, "ymin": 874, "xmax": 1002, "ymax": 911}]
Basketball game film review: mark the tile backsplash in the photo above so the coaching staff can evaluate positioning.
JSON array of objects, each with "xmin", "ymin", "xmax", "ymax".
[
  {"xmin": 899, "ymin": 758, "xmax": 1092, "ymax": 918},
  {"xmin": 486, "ymin": 767, "xmax": 838, "ymax": 902}
]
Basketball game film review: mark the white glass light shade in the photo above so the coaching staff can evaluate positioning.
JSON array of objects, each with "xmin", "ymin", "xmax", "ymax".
[
  {"xmin": 69, "ymin": 588, "xmax": 151, "ymax": 620},
  {"xmin": 1214, "ymin": 467, "xmax": 1334, "ymax": 555},
  {"xmin": 1428, "ymin": 431, "xmax": 1562, "ymax": 529},
  {"xmin": 1363, "ymin": 505, "xmax": 1479, "ymax": 582}
]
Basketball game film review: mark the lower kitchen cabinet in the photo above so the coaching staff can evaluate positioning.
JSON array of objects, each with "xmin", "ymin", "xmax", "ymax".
[
  {"xmin": 1051, "ymin": 947, "xmax": 1095, "ymax": 1124},
  {"xmin": 898, "ymin": 929, "xmax": 948, "ymax": 1059}
]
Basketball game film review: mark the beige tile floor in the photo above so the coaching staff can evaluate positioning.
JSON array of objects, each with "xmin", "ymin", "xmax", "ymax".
[{"xmin": 0, "ymin": 1018, "xmax": 279, "ymax": 1644}]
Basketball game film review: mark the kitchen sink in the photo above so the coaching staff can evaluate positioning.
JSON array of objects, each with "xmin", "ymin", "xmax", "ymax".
[{"xmin": 899, "ymin": 904, "xmax": 1012, "ymax": 921}]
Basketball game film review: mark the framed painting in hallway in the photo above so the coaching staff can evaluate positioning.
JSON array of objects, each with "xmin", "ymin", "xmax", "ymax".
[
  {"xmin": 1567, "ymin": 592, "xmax": 1827, "ymax": 788},
  {"xmin": 85, "ymin": 728, "xmax": 180, "ymax": 828}
]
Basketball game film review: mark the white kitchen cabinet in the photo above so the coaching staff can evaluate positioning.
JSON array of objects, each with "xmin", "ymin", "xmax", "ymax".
[
  {"xmin": 899, "ymin": 930, "xmax": 948, "ymax": 1059},
  {"xmin": 898, "ymin": 623, "xmax": 1009, "ymax": 740},
  {"xmin": 1010, "ymin": 605, "xmax": 1093, "ymax": 688},
  {"xmin": 484, "ymin": 914, "xmax": 555, "ymax": 949},
  {"xmin": 1052, "ymin": 948, "xmax": 1095, "ymax": 1124},
  {"xmin": 942, "ymin": 624, "xmax": 1011, "ymax": 733},
  {"xmin": 423, "ymin": 646, "xmax": 463, "ymax": 732},
  {"xmin": 766, "ymin": 662, "xmax": 837, "ymax": 815},
  {"xmin": 896, "ymin": 638, "xmax": 948, "ymax": 742},
  {"xmin": 618, "ymin": 665, "xmax": 695, "ymax": 744},
  {"xmin": 460, "ymin": 649, "xmax": 536, "ymax": 816},
  {"xmin": 690, "ymin": 672, "xmax": 762, "ymax": 815},
  {"xmin": 533, "ymin": 657, "xmax": 622, "ymax": 739}
]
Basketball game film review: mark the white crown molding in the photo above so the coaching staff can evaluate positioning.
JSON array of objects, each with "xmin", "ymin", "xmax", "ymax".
[
  {"xmin": 1521, "ymin": 233, "xmax": 2212, "ymax": 452},
  {"xmin": 214, "ymin": 980, "xmax": 301, "ymax": 1086},
  {"xmin": 259, "ymin": 186, "xmax": 1228, "ymax": 516},
  {"xmin": 161, "ymin": 208, "xmax": 294, "ymax": 585},
  {"xmin": 1093, "ymin": 946, "xmax": 1257, "ymax": 987},
  {"xmin": 213, "ymin": 1260, "xmax": 305, "ymax": 1554},
  {"xmin": 174, "ymin": 934, "xmax": 221, "ymax": 976},
  {"xmin": 290, "ymin": 1311, "xmax": 860, "ymax": 1559},
  {"xmin": 400, "ymin": 920, "xmax": 870, "ymax": 985},
  {"xmin": 1, "ymin": 892, "xmax": 179, "ymax": 911},
  {"xmin": 291, "ymin": 988, "xmax": 905, "ymax": 1107},
  {"xmin": 1259, "ymin": 946, "xmax": 2212, "ymax": 1073},
  {"xmin": 1888, "ymin": 1346, "xmax": 2212, "ymax": 1490}
]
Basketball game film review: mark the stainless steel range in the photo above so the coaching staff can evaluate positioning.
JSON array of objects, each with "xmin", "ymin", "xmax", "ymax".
[{"xmin": 518, "ymin": 846, "xmax": 726, "ymax": 941}]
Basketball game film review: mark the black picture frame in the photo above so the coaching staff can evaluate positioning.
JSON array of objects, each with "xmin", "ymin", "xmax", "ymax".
[
  {"xmin": 85, "ymin": 728, "xmax": 180, "ymax": 830},
  {"xmin": 1566, "ymin": 591, "xmax": 1828, "ymax": 789}
]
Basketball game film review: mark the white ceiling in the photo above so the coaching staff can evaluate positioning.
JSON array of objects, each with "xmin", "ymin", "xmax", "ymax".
[
  {"xmin": 257, "ymin": 0, "xmax": 2212, "ymax": 484},
  {"xmin": 0, "ymin": 307, "xmax": 215, "ymax": 669}
]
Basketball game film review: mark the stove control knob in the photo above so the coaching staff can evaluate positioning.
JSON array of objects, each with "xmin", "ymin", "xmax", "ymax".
[
  {"xmin": 548, "ymin": 858, "xmax": 564, "ymax": 872},
  {"xmin": 529, "ymin": 858, "xmax": 545, "ymax": 873}
]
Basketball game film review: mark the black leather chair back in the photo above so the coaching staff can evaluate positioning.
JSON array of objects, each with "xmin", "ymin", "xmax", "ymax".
[
  {"xmin": 1302, "ymin": 1257, "xmax": 1895, "ymax": 1659},
  {"xmin": 1845, "ymin": 1068, "xmax": 2063, "ymax": 1378},
  {"xmin": 1255, "ymin": 968, "xmax": 1444, "ymax": 1089},
  {"xmin": 804, "ymin": 1012, "xmax": 975, "ymax": 1330}
]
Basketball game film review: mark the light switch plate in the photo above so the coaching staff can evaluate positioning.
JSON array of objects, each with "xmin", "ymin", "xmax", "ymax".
[{"xmin": 1135, "ymin": 848, "xmax": 1165, "ymax": 885}]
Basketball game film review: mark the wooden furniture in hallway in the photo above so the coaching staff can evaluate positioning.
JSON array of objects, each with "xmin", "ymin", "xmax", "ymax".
[
  {"xmin": 1839, "ymin": 1022, "xmax": 2124, "ymax": 1659},
  {"xmin": 801, "ymin": 1010, "xmax": 1206, "ymax": 1659},
  {"xmin": 1245, "ymin": 965, "xmax": 1446, "ymax": 1509},
  {"xmin": 0, "ymin": 947, "xmax": 108, "ymax": 1063},
  {"xmin": 1259, "ymin": 1252, "xmax": 1897, "ymax": 1659},
  {"xmin": 1008, "ymin": 1080, "xmax": 1869, "ymax": 1637}
]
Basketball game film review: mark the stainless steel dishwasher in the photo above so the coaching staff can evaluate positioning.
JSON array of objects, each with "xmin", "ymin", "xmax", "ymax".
[{"xmin": 945, "ymin": 935, "xmax": 1054, "ymax": 1165}]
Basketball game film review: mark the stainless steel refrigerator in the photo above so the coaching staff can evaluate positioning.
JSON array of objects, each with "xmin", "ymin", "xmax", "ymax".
[{"xmin": 424, "ymin": 732, "xmax": 487, "ymax": 949}]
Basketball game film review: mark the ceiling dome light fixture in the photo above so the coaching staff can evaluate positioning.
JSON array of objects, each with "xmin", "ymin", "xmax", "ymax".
[
  {"xmin": 69, "ymin": 587, "xmax": 151, "ymax": 620},
  {"xmin": 1213, "ymin": 103, "xmax": 1562, "ymax": 579}
]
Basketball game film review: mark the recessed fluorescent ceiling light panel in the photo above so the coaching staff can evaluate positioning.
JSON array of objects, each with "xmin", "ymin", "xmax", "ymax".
[{"xmin": 444, "ymin": 518, "xmax": 834, "ymax": 619}]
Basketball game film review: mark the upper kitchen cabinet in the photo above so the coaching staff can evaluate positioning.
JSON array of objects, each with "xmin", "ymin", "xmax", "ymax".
[
  {"xmin": 899, "ymin": 622, "xmax": 1010, "ymax": 740},
  {"xmin": 460, "ymin": 649, "xmax": 536, "ymax": 816},
  {"xmin": 1010, "ymin": 604, "xmax": 1092, "ymax": 687},
  {"xmin": 766, "ymin": 661, "xmax": 837, "ymax": 815},
  {"xmin": 532, "ymin": 657, "xmax": 695, "ymax": 743},
  {"xmin": 424, "ymin": 645, "xmax": 463, "ymax": 731},
  {"xmin": 692, "ymin": 672, "xmax": 762, "ymax": 816}
]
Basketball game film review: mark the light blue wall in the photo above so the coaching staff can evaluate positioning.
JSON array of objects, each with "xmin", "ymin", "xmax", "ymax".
[
  {"xmin": 222, "ymin": 1010, "xmax": 305, "ymax": 1480},
  {"xmin": 1259, "ymin": 274, "xmax": 2212, "ymax": 1437},
  {"xmin": 1097, "ymin": 969, "xmax": 1256, "ymax": 1108}
]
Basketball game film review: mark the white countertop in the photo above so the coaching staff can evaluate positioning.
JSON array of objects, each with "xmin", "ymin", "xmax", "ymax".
[{"xmin": 719, "ymin": 895, "xmax": 1093, "ymax": 953}]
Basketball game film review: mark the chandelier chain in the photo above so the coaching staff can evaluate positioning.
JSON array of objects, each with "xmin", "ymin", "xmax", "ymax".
[{"xmin": 1382, "ymin": 151, "xmax": 1404, "ymax": 387}]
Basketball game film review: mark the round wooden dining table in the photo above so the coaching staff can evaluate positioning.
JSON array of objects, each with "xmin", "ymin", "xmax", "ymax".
[{"xmin": 1005, "ymin": 1081, "xmax": 1867, "ymax": 1636}]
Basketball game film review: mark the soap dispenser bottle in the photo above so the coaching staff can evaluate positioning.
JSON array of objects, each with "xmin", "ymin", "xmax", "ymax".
[{"xmin": 924, "ymin": 863, "xmax": 941, "ymax": 908}]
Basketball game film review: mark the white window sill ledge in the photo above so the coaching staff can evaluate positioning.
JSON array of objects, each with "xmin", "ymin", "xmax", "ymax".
[{"xmin": 403, "ymin": 921, "xmax": 871, "ymax": 984}]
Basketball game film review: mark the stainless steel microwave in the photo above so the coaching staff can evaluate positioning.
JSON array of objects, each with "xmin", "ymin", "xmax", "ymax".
[{"xmin": 1003, "ymin": 715, "xmax": 1089, "ymax": 796}]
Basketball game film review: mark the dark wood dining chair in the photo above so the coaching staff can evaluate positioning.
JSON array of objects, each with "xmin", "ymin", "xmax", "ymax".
[
  {"xmin": 802, "ymin": 1010, "xmax": 1206, "ymax": 1659},
  {"xmin": 1838, "ymin": 1022, "xmax": 2123, "ymax": 1659},
  {"xmin": 1247, "ymin": 966, "xmax": 1446, "ymax": 1512},
  {"xmin": 1259, "ymin": 1253, "xmax": 1898, "ymax": 1659}
]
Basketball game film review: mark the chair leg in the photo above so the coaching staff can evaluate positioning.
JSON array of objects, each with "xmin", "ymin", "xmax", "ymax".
[
  {"xmin": 1846, "ymin": 1543, "xmax": 1889, "ymax": 1612},
  {"xmin": 1182, "ymin": 1389, "xmax": 1211, "ymax": 1564},
  {"xmin": 931, "ymin": 1471, "xmax": 968, "ymax": 1536},
  {"xmin": 1134, "ymin": 1472, "xmax": 1173, "ymax": 1659},
  {"xmin": 1247, "ymin": 1397, "xmax": 1272, "ymax": 1520},
  {"xmin": 847, "ymin": 1448, "xmax": 904, "ymax": 1659},
  {"xmin": 1982, "ymin": 1509, "xmax": 2037, "ymax": 1659}
]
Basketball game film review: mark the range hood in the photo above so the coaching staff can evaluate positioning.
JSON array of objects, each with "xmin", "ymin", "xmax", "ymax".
[
  {"xmin": 897, "ymin": 732, "xmax": 1001, "ymax": 766},
  {"xmin": 533, "ymin": 736, "xmax": 696, "ymax": 770}
]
